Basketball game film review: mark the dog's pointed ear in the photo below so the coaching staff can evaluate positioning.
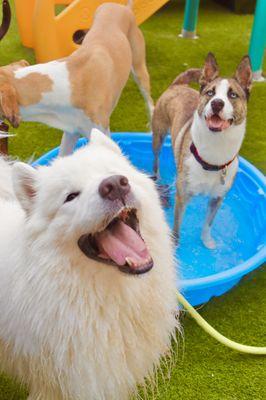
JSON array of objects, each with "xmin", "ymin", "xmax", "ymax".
[
  {"xmin": 12, "ymin": 162, "xmax": 37, "ymax": 214},
  {"xmin": 234, "ymin": 55, "xmax": 252, "ymax": 98},
  {"xmin": 0, "ymin": 83, "xmax": 21, "ymax": 128},
  {"xmin": 199, "ymin": 52, "xmax": 219, "ymax": 90},
  {"xmin": 90, "ymin": 128, "xmax": 121, "ymax": 154}
]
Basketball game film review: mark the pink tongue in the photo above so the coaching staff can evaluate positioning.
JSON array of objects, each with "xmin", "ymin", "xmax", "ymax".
[
  {"xmin": 207, "ymin": 115, "xmax": 230, "ymax": 130},
  {"xmin": 95, "ymin": 220, "xmax": 151, "ymax": 268}
]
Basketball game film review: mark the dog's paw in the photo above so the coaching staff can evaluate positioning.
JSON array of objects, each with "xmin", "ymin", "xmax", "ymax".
[
  {"xmin": 203, "ymin": 237, "xmax": 216, "ymax": 249},
  {"xmin": 201, "ymin": 230, "xmax": 216, "ymax": 249},
  {"xmin": 203, "ymin": 239, "xmax": 216, "ymax": 250}
]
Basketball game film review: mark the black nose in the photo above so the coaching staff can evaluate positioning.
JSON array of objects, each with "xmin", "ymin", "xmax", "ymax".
[
  {"xmin": 211, "ymin": 99, "xmax": 225, "ymax": 114},
  {"xmin": 99, "ymin": 175, "xmax": 131, "ymax": 202}
]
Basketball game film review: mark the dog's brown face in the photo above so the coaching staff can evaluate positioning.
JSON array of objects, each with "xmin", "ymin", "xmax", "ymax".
[
  {"xmin": 0, "ymin": 59, "xmax": 29, "ymax": 127},
  {"xmin": 197, "ymin": 53, "xmax": 252, "ymax": 132}
]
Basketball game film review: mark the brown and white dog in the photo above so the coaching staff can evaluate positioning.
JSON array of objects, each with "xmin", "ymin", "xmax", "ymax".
[
  {"xmin": 152, "ymin": 53, "xmax": 252, "ymax": 248},
  {"xmin": 0, "ymin": 1, "xmax": 153, "ymax": 155}
]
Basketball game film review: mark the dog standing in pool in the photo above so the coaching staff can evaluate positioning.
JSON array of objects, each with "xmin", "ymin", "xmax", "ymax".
[
  {"xmin": 0, "ymin": 129, "xmax": 178, "ymax": 400},
  {"xmin": 152, "ymin": 53, "xmax": 252, "ymax": 249}
]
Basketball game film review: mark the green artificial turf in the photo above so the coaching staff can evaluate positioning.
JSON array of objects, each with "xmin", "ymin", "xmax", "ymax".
[{"xmin": 0, "ymin": 1, "xmax": 265, "ymax": 399}]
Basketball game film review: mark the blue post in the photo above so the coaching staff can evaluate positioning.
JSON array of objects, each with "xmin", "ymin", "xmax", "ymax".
[
  {"xmin": 248, "ymin": 0, "xmax": 266, "ymax": 81},
  {"xmin": 180, "ymin": 0, "xmax": 200, "ymax": 39}
]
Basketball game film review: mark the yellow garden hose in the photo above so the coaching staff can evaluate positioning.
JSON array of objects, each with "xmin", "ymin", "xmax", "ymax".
[{"xmin": 176, "ymin": 291, "xmax": 266, "ymax": 355}]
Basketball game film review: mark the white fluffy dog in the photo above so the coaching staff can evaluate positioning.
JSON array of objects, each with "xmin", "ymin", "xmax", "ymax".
[{"xmin": 0, "ymin": 129, "xmax": 178, "ymax": 400}]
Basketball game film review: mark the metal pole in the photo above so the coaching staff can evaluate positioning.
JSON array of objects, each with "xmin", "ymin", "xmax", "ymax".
[
  {"xmin": 179, "ymin": 0, "xmax": 200, "ymax": 39},
  {"xmin": 248, "ymin": 0, "xmax": 266, "ymax": 81}
]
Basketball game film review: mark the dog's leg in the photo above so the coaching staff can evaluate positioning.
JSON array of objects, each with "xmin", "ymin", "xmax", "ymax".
[
  {"xmin": 131, "ymin": 66, "xmax": 154, "ymax": 124},
  {"xmin": 173, "ymin": 186, "xmax": 189, "ymax": 245},
  {"xmin": 100, "ymin": 126, "xmax": 110, "ymax": 137},
  {"xmin": 59, "ymin": 132, "xmax": 80, "ymax": 157},
  {"xmin": 152, "ymin": 145, "xmax": 160, "ymax": 180},
  {"xmin": 152, "ymin": 107, "xmax": 169, "ymax": 179},
  {"xmin": 152, "ymin": 132, "xmax": 164, "ymax": 180},
  {"xmin": 129, "ymin": 26, "xmax": 154, "ymax": 126},
  {"xmin": 201, "ymin": 196, "xmax": 223, "ymax": 249}
]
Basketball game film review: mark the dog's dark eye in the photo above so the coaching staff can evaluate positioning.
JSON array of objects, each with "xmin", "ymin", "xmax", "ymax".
[
  {"xmin": 228, "ymin": 90, "xmax": 238, "ymax": 99},
  {"xmin": 206, "ymin": 89, "xmax": 215, "ymax": 97},
  {"xmin": 64, "ymin": 192, "xmax": 80, "ymax": 203}
]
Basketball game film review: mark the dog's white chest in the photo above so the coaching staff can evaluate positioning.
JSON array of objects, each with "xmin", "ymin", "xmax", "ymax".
[{"xmin": 185, "ymin": 155, "xmax": 238, "ymax": 198}]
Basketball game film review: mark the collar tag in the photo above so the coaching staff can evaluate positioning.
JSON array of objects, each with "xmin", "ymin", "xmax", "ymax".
[{"xmin": 220, "ymin": 166, "xmax": 228, "ymax": 185}]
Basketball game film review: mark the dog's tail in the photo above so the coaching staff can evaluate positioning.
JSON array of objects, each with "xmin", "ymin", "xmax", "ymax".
[
  {"xmin": 171, "ymin": 68, "xmax": 202, "ymax": 86},
  {"xmin": 127, "ymin": 0, "xmax": 134, "ymax": 9}
]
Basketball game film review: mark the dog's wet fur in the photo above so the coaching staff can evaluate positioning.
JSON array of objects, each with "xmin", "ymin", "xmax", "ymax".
[
  {"xmin": 152, "ymin": 53, "xmax": 252, "ymax": 248},
  {"xmin": 0, "ymin": 130, "xmax": 178, "ymax": 400}
]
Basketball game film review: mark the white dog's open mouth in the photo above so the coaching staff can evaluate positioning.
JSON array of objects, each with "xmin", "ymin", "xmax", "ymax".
[
  {"xmin": 78, "ymin": 208, "xmax": 153, "ymax": 275},
  {"xmin": 205, "ymin": 115, "xmax": 233, "ymax": 132}
]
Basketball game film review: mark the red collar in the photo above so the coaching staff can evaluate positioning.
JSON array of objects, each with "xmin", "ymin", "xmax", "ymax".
[{"xmin": 190, "ymin": 142, "xmax": 237, "ymax": 171}]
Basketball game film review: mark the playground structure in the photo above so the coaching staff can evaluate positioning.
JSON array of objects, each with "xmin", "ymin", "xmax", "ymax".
[
  {"xmin": 248, "ymin": 0, "xmax": 266, "ymax": 81},
  {"xmin": 179, "ymin": 0, "xmax": 200, "ymax": 39},
  {"xmin": 14, "ymin": 0, "xmax": 169, "ymax": 62},
  {"xmin": 14, "ymin": 0, "xmax": 72, "ymax": 49},
  {"xmin": 179, "ymin": 0, "xmax": 266, "ymax": 81},
  {"xmin": 14, "ymin": 0, "xmax": 266, "ymax": 79}
]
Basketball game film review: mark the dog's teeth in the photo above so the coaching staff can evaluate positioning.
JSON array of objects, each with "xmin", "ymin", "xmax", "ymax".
[{"xmin": 125, "ymin": 257, "xmax": 134, "ymax": 267}]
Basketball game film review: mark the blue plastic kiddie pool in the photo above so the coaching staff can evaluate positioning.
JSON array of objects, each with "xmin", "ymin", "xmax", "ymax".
[{"xmin": 33, "ymin": 133, "xmax": 266, "ymax": 306}]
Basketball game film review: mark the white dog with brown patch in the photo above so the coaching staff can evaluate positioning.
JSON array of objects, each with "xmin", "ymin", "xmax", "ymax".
[
  {"xmin": 0, "ymin": 1, "xmax": 153, "ymax": 155},
  {"xmin": 152, "ymin": 53, "xmax": 252, "ymax": 249},
  {"xmin": 0, "ymin": 129, "xmax": 177, "ymax": 400}
]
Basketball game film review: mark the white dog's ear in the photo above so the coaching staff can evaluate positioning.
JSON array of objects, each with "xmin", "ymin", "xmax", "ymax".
[
  {"xmin": 90, "ymin": 128, "xmax": 121, "ymax": 154},
  {"xmin": 12, "ymin": 162, "xmax": 37, "ymax": 214},
  {"xmin": 199, "ymin": 52, "xmax": 219, "ymax": 90}
]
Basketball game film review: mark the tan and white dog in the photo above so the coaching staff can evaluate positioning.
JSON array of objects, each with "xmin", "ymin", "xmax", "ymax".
[
  {"xmin": 0, "ymin": 1, "xmax": 153, "ymax": 155},
  {"xmin": 0, "ymin": 129, "xmax": 177, "ymax": 400},
  {"xmin": 152, "ymin": 53, "xmax": 252, "ymax": 248}
]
